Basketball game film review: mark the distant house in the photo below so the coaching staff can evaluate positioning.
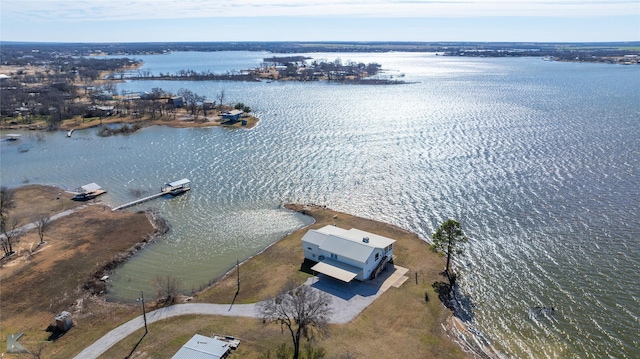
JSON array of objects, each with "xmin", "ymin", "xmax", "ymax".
[
  {"xmin": 168, "ymin": 96, "xmax": 184, "ymax": 108},
  {"xmin": 122, "ymin": 96, "xmax": 141, "ymax": 102},
  {"xmin": 172, "ymin": 334, "xmax": 238, "ymax": 359},
  {"xmin": 87, "ymin": 105, "xmax": 114, "ymax": 117},
  {"xmin": 92, "ymin": 91, "xmax": 113, "ymax": 101},
  {"xmin": 220, "ymin": 109, "xmax": 243, "ymax": 123},
  {"xmin": 302, "ymin": 225, "xmax": 395, "ymax": 282}
]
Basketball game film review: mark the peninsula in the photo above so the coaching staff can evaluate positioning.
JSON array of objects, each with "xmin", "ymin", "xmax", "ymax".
[
  {"xmin": 0, "ymin": 185, "xmax": 487, "ymax": 358},
  {"xmin": 0, "ymin": 47, "xmax": 260, "ymax": 133}
]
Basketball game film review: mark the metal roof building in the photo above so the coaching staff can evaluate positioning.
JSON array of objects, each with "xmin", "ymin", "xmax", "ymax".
[
  {"xmin": 302, "ymin": 225, "xmax": 395, "ymax": 282},
  {"xmin": 79, "ymin": 183, "xmax": 102, "ymax": 193},
  {"xmin": 171, "ymin": 334, "xmax": 232, "ymax": 359}
]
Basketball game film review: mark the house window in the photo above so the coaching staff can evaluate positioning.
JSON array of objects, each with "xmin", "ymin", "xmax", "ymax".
[
  {"xmin": 375, "ymin": 253, "xmax": 379, "ymax": 261},
  {"xmin": 330, "ymin": 253, "xmax": 338, "ymax": 260}
]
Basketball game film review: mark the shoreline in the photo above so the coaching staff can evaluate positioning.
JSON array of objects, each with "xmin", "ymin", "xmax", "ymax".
[
  {"xmin": 0, "ymin": 61, "xmax": 261, "ymax": 132},
  {"xmin": 1, "ymin": 185, "xmax": 487, "ymax": 358},
  {"xmin": 1, "ymin": 110, "xmax": 260, "ymax": 132}
]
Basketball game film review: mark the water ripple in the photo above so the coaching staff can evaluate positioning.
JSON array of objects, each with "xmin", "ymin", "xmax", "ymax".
[{"xmin": 2, "ymin": 54, "xmax": 638, "ymax": 359}]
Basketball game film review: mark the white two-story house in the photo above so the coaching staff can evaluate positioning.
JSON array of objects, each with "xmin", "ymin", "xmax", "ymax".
[{"xmin": 301, "ymin": 225, "xmax": 395, "ymax": 282}]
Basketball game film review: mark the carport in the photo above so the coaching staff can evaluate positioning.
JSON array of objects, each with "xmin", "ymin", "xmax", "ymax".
[{"xmin": 311, "ymin": 258, "xmax": 361, "ymax": 283}]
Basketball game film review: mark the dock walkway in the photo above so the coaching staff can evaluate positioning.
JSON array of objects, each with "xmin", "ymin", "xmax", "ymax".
[
  {"xmin": 111, "ymin": 192, "xmax": 165, "ymax": 211},
  {"xmin": 111, "ymin": 178, "xmax": 190, "ymax": 211}
]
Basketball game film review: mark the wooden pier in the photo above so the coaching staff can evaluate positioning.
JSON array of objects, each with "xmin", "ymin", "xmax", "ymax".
[
  {"xmin": 111, "ymin": 192, "xmax": 166, "ymax": 211},
  {"xmin": 111, "ymin": 178, "xmax": 191, "ymax": 211}
]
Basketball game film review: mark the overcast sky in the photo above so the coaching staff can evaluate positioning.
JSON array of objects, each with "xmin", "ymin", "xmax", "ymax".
[{"xmin": 1, "ymin": 0, "xmax": 638, "ymax": 43}]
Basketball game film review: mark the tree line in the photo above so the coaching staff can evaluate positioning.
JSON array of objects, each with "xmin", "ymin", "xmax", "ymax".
[
  {"xmin": 0, "ymin": 54, "xmax": 140, "ymax": 129},
  {"xmin": 116, "ymin": 58, "xmax": 387, "ymax": 83}
]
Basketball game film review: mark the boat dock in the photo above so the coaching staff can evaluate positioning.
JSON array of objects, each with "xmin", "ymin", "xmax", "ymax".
[
  {"xmin": 72, "ymin": 182, "xmax": 107, "ymax": 201},
  {"xmin": 112, "ymin": 179, "xmax": 190, "ymax": 211},
  {"xmin": 5, "ymin": 134, "xmax": 22, "ymax": 141}
]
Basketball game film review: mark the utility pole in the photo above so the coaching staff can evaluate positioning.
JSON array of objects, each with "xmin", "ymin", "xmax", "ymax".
[
  {"xmin": 236, "ymin": 259, "xmax": 240, "ymax": 293},
  {"xmin": 138, "ymin": 291, "xmax": 148, "ymax": 334}
]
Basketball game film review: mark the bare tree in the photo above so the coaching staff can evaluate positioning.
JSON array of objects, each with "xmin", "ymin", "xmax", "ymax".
[
  {"xmin": 27, "ymin": 342, "xmax": 47, "ymax": 359},
  {"xmin": 149, "ymin": 87, "xmax": 166, "ymax": 99},
  {"xmin": 1, "ymin": 218, "xmax": 22, "ymax": 257},
  {"xmin": 259, "ymin": 281, "xmax": 333, "ymax": 359},
  {"xmin": 202, "ymin": 100, "xmax": 215, "ymax": 119},
  {"xmin": 217, "ymin": 89, "xmax": 225, "ymax": 108},
  {"xmin": 35, "ymin": 214, "xmax": 51, "ymax": 245},
  {"xmin": 0, "ymin": 186, "xmax": 15, "ymax": 220},
  {"xmin": 178, "ymin": 88, "xmax": 205, "ymax": 120},
  {"xmin": 154, "ymin": 274, "xmax": 182, "ymax": 305},
  {"xmin": 101, "ymin": 82, "xmax": 118, "ymax": 96}
]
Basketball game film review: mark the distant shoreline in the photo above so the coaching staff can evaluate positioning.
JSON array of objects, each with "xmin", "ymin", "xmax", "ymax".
[{"xmin": 3, "ymin": 40, "xmax": 637, "ymax": 56}]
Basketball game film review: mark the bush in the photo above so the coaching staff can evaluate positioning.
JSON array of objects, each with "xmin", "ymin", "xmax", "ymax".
[
  {"xmin": 154, "ymin": 274, "xmax": 182, "ymax": 305},
  {"xmin": 234, "ymin": 102, "xmax": 251, "ymax": 113}
]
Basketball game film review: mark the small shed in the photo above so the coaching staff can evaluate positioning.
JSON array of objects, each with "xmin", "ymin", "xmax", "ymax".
[
  {"xmin": 172, "ymin": 334, "xmax": 236, "ymax": 359},
  {"xmin": 55, "ymin": 311, "xmax": 73, "ymax": 331}
]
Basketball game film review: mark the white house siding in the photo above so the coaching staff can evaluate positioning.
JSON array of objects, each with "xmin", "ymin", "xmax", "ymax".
[
  {"xmin": 301, "ymin": 225, "xmax": 395, "ymax": 282},
  {"xmin": 304, "ymin": 243, "xmax": 321, "ymax": 260}
]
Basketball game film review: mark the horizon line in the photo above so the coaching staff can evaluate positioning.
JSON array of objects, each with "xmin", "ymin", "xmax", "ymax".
[{"xmin": 2, "ymin": 40, "xmax": 639, "ymax": 45}]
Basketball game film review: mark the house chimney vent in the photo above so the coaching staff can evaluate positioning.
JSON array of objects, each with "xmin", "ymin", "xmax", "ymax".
[{"xmin": 362, "ymin": 237, "xmax": 369, "ymax": 243}]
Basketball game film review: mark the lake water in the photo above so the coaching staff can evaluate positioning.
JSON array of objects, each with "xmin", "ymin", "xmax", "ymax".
[{"xmin": 1, "ymin": 51, "xmax": 638, "ymax": 359}]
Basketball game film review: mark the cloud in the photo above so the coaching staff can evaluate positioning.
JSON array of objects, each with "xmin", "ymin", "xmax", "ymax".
[{"xmin": 2, "ymin": 0, "xmax": 639, "ymax": 23}]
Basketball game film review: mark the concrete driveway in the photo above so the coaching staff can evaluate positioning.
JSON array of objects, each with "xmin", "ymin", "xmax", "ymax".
[
  {"xmin": 71, "ymin": 303, "xmax": 258, "ymax": 359},
  {"xmin": 72, "ymin": 265, "xmax": 408, "ymax": 359},
  {"xmin": 309, "ymin": 265, "xmax": 409, "ymax": 324}
]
